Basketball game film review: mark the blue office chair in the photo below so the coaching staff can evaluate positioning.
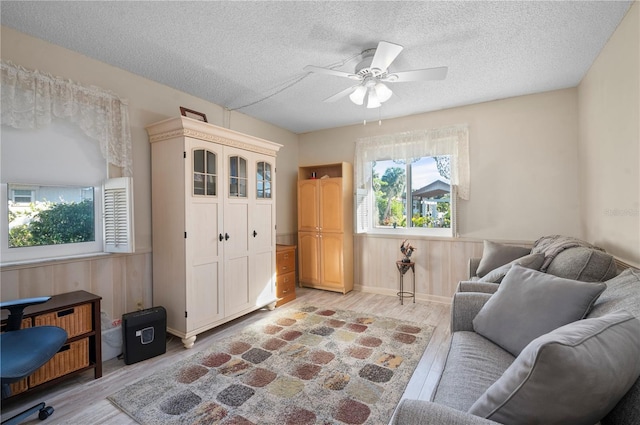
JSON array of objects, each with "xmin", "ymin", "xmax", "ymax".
[{"xmin": 1, "ymin": 297, "xmax": 68, "ymax": 425}]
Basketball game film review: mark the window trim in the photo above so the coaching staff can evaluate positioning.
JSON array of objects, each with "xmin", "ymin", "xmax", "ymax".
[
  {"xmin": 362, "ymin": 157, "xmax": 455, "ymax": 237},
  {"xmin": 1, "ymin": 178, "xmax": 134, "ymax": 265},
  {"xmin": 354, "ymin": 125, "xmax": 468, "ymax": 237},
  {"xmin": 1, "ymin": 183, "xmax": 104, "ymax": 264}
]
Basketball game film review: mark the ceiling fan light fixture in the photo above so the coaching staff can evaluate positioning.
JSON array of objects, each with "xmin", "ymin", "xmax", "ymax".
[
  {"xmin": 374, "ymin": 82, "xmax": 393, "ymax": 103},
  {"xmin": 349, "ymin": 85, "xmax": 367, "ymax": 105},
  {"xmin": 366, "ymin": 89, "xmax": 381, "ymax": 109}
]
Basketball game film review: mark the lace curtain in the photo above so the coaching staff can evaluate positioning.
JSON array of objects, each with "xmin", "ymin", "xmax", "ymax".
[
  {"xmin": 354, "ymin": 124, "xmax": 470, "ymax": 200},
  {"xmin": 1, "ymin": 60, "xmax": 132, "ymax": 177}
]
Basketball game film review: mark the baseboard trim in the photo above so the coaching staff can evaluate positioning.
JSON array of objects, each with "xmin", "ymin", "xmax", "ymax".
[{"xmin": 354, "ymin": 284, "xmax": 452, "ymax": 305}]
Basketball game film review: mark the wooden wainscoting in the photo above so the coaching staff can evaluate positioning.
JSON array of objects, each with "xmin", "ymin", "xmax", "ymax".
[
  {"xmin": 0, "ymin": 252, "xmax": 152, "ymax": 322},
  {"xmin": 354, "ymin": 235, "xmax": 532, "ymax": 303}
]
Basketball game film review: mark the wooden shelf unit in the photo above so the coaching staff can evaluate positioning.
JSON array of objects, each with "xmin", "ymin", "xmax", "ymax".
[
  {"xmin": 297, "ymin": 162, "xmax": 353, "ymax": 294},
  {"xmin": 1, "ymin": 290, "xmax": 102, "ymax": 400}
]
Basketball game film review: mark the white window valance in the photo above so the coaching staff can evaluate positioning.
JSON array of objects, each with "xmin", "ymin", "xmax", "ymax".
[
  {"xmin": 1, "ymin": 60, "xmax": 132, "ymax": 177},
  {"xmin": 355, "ymin": 124, "xmax": 470, "ymax": 200}
]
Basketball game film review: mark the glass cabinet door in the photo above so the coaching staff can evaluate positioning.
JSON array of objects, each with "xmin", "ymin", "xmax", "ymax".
[
  {"xmin": 229, "ymin": 155, "xmax": 247, "ymax": 197},
  {"xmin": 256, "ymin": 161, "xmax": 272, "ymax": 199},
  {"xmin": 193, "ymin": 149, "xmax": 217, "ymax": 196}
]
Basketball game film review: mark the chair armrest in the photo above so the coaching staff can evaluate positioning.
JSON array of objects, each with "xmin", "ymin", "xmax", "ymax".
[
  {"xmin": 392, "ymin": 399, "xmax": 498, "ymax": 425},
  {"xmin": 468, "ymin": 257, "xmax": 481, "ymax": 279},
  {"xmin": 451, "ymin": 292, "xmax": 492, "ymax": 332},
  {"xmin": 456, "ymin": 281, "xmax": 500, "ymax": 294}
]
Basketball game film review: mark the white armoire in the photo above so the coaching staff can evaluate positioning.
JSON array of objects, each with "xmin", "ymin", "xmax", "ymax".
[{"xmin": 146, "ymin": 116, "xmax": 281, "ymax": 348}]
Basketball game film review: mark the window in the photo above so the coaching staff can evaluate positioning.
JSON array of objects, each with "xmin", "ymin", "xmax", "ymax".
[
  {"xmin": 355, "ymin": 125, "xmax": 469, "ymax": 236},
  {"xmin": 10, "ymin": 188, "xmax": 34, "ymax": 204},
  {"xmin": 1, "ymin": 61, "xmax": 134, "ymax": 264},
  {"xmin": 1, "ymin": 120, "xmax": 133, "ymax": 264},
  {"xmin": 229, "ymin": 155, "xmax": 247, "ymax": 197},
  {"xmin": 373, "ymin": 157, "xmax": 451, "ymax": 231},
  {"xmin": 256, "ymin": 161, "xmax": 272, "ymax": 199},
  {"xmin": 7, "ymin": 184, "xmax": 95, "ymax": 248},
  {"xmin": 193, "ymin": 149, "xmax": 217, "ymax": 196}
]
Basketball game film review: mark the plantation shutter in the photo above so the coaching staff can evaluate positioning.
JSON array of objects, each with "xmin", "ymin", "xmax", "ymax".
[
  {"xmin": 355, "ymin": 188, "xmax": 370, "ymax": 233},
  {"xmin": 103, "ymin": 177, "xmax": 134, "ymax": 253}
]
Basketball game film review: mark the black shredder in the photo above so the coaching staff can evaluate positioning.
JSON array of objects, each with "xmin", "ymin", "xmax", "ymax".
[{"xmin": 122, "ymin": 306, "xmax": 167, "ymax": 365}]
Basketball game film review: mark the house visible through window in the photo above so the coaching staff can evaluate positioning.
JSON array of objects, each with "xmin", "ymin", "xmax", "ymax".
[
  {"xmin": 354, "ymin": 125, "xmax": 469, "ymax": 237},
  {"xmin": 10, "ymin": 188, "xmax": 34, "ymax": 204},
  {"xmin": 373, "ymin": 156, "xmax": 451, "ymax": 230},
  {"xmin": 7, "ymin": 184, "xmax": 95, "ymax": 248}
]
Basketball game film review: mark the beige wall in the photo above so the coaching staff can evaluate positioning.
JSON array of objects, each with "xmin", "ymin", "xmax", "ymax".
[
  {"xmin": 0, "ymin": 26, "xmax": 299, "ymax": 316},
  {"xmin": 578, "ymin": 2, "xmax": 640, "ymax": 266},
  {"xmin": 0, "ymin": 26, "xmax": 300, "ymax": 249},
  {"xmin": 299, "ymin": 88, "xmax": 582, "ymax": 242}
]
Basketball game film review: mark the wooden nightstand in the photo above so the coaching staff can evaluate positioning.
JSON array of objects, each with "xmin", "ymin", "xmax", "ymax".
[{"xmin": 276, "ymin": 244, "xmax": 297, "ymax": 306}]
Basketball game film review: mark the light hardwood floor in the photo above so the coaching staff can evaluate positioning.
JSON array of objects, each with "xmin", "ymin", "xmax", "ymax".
[{"xmin": 2, "ymin": 288, "xmax": 451, "ymax": 424}]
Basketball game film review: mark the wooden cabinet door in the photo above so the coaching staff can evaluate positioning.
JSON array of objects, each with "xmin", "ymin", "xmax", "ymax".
[
  {"xmin": 251, "ymin": 155, "xmax": 276, "ymax": 307},
  {"xmin": 185, "ymin": 141, "xmax": 224, "ymax": 331},
  {"xmin": 298, "ymin": 180, "xmax": 319, "ymax": 232},
  {"xmin": 320, "ymin": 233, "xmax": 344, "ymax": 288},
  {"xmin": 224, "ymin": 148, "xmax": 251, "ymax": 316},
  {"xmin": 319, "ymin": 178, "xmax": 343, "ymax": 233},
  {"xmin": 298, "ymin": 231, "xmax": 320, "ymax": 285}
]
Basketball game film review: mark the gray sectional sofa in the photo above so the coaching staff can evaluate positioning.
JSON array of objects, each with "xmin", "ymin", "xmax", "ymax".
[{"xmin": 392, "ymin": 237, "xmax": 640, "ymax": 425}]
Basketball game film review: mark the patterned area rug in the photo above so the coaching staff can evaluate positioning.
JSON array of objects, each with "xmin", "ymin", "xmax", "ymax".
[{"xmin": 108, "ymin": 304, "xmax": 433, "ymax": 424}]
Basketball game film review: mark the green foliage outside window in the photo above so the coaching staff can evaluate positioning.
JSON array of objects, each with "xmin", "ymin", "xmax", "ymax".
[
  {"xmin": 373, "ymin": 157, "xmax": 452, "ymax": 229},
  {"xmin": 373, "ymin": 165, "xmax": 406, "ymax": 226},
  {"xmin": 9, "ymin": 200, "xmax": 94, "ymax": 247}
]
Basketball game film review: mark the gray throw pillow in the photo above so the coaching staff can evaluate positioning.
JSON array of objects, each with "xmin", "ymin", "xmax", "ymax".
[
  {"xmin": 472, "ymin": 265, "xmax": 606, "ymax": 356},
  {"xmin": 469, "ymin": 311, "xmax": 640, "ymax": 425},
  {"xmin": 475, "ymin": 240, "xmax": 531, "ymax": 278},
  {"xmin": 478, "ymin": 253, "xmax": 544, "ymax": 283},
  {"xmin": 546, "ymin": 246, "xmax": 617, "ymax": 282}
]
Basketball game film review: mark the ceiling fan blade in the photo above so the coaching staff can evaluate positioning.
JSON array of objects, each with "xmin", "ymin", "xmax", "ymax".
[
  {"xmin": 323, "ymin": 85, "xmax": 359, "ymax": 102},
  {"xmin": 370, "ymin": 41, "xmax": 404, "ymax": 73},
  {"xmin": 304, "ymin": 65, "xmax": 360, "ymax": 80},
  {"xmin": 385, "ymin": 66, "xmax": 448, "ymax": 82}
]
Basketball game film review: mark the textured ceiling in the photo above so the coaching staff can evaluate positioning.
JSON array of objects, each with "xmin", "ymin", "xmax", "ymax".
[{"xmin": 1, "ymin": 1, "xmax": 633, "ymax": 134}]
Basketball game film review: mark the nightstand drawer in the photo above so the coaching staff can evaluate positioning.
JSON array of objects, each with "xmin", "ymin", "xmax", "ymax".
[
  {"xmin": 276, "ymin": 251, "xmax": 296, "ymax": 275},
  {"xmin": 277, "ymin": 271, "xmax": 296, "ymax": 297},
  {"xmin": 276, "ymin": 244, "xmax": 297, "ymax": 307}
]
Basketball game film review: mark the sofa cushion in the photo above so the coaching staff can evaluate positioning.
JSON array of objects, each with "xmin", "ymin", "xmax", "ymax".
[
  {"xmin": 588, "ymin": 268, "xmax": 640, "ymax": 425},
  {"xmin": 432, "ymin": 331, "xmax": 515, "ymax": 412},
  {"xmin": 475, "ymin": 241, "xmax": 531, "ymax": 278},
  {"xmin": 546, "ymin": 246, "xmax": 617, "ymax": 282},
  {"xmin": 588, "ymin": 268, "xmax": 640, "ymax": 319},
  {"xmin": 478, "ymin": 253, "xmax": 544, "ymax": 283},
  {"xmin": 468, "ymin": 311, "xmax": 640, "ymax": 425},
  {"xmin": 472, "ymin": 265, "xmax": 606, "ymax": 356}
]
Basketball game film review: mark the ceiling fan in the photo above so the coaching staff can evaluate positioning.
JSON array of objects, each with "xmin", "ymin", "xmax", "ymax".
[{"xmin": 304, "ymin": 41, "xmax": 448, "ymax": 109}]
